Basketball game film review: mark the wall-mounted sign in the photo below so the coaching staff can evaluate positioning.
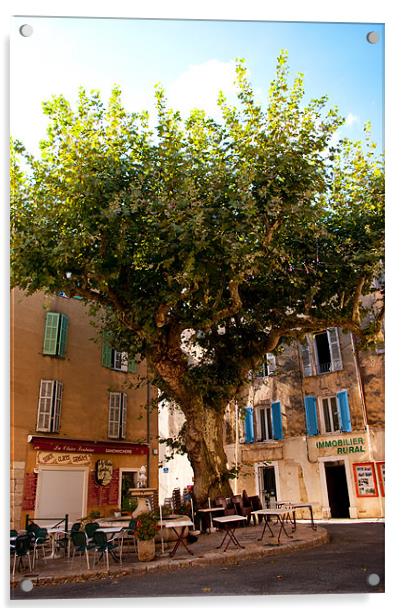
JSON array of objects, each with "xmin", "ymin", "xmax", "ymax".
[
  {"xmin": 36, "ymin": 452, "xmax": 91, "ymax": 465},
  {"xmin": 376, "ymin": 461, "xmax": 385, "ymax": 496},
  {"xmin": 95, "ymin": 459, "xmax": 113, "ymax": 486},
  {"xmin": 315, "ymin": 436, "xmax": 365, "ymax": 455},
  {"xmin": 353, "ymin": 462, "xmax": 379, "ymax": 497},
  {"xmin": 28, "ymin": 435, "xmax": 148, "ymax": 455}
]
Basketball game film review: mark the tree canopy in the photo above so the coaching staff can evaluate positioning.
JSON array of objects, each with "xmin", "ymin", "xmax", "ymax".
[{"xmin": 11, "ymin": 51, "xmax": 384, "ymax": 504}]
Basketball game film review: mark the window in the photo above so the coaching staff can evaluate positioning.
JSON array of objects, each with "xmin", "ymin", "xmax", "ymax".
[
  {"xmin": 43, "ymin": 312, "xmax": 69, "ymax": 357},
  {"xmin": 102, "ymin": 334, "xmax": 136, "ymax": 373},
  {"xmin": 108, "ymin": 392, "xmax": 127, "ymax": 439},
  {"xmin": 255, "ymin": 402, "xmax": 283, "ymax": 441},
  {"xmin": 255, "ymin": 353, "xmax": 276, "ymax": 377},
  {"xmin": 320, "ymin": 396, "xmax": 340, "ymax": 433},
  {"xmin": 300, "ymin": 328, "xmax": 342, "ymax": 376},
  {"xmin": 36, "ymin": 380, "xmax": 63, "ymax": 432},
  {"xmin": 304, "ymin": 390, "xmax": 351, "ymax": 436}
]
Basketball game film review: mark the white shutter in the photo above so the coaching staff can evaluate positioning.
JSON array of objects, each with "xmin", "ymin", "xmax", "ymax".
[
  {"xmin": 254, "ymin": 408, "xmax": 262, "ymax": 441},
  {"xmin": 266, "ymin": 353, "xmax": 276, "ymax": 375},
  {"xmin": 120, "ymin": 353, "xmax": 129, "ymax": 372},
  {"xmin": 300, "ymin": 338, "xmax": 313, "ymax": 376},
  {"xmin": 36, "ymin": 380, "xmax": 54, "ymax": 432},
  {"xmin": 108, "ymin": 393, "xmax": 121, "ymax": 438},
  {"xmin": 327, "ymin": 328, "xmax": 343, "ymax": 371},
  {"xmin": 52, "ymin": 381, "xmax": 63, "ymax": 432},
  {"xmin": 120, "ymin": 393, "xmax": 127, "ymax": 438}
]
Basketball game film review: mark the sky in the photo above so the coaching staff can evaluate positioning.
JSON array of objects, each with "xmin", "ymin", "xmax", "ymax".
[{"xmin": 10, "ymin": 17, "xmax": 385, "ymax": 154}]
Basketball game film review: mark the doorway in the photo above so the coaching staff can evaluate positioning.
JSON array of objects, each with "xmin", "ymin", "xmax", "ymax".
[
  {"xmin": 259, "ymin": 465, "xmax": 277, "ymax": 507},
  {"xmin": 324, "ymin": 461, "xmax": 350, "ymax": 518},
  {"xmin": 120, "ymin": 470, "xmax": 138, "ymax": 510}
]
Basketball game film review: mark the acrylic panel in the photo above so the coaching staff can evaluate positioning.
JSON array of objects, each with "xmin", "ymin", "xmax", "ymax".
[{"xmin": 10, "ymin": 13, "xmax": 385, "ymax": 602}]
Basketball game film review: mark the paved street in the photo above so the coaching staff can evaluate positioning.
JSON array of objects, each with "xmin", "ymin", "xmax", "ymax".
[{"xmin": 11, "ymin": 523, "xmax": 384, "ymax": 600}]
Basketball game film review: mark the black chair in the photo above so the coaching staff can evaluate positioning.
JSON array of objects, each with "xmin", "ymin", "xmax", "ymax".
[
  {"xmin": 11, "ymin": 534, "xmax": 32, "ymax": 577},
  {"xmin": 84, "ymin": 522, "xmax": 100, "ymax": 547},
  {"xmin": 92, "ymin": 531, "xmax": 120, "ymax": 570},
  {"xmin": 249, "ymin": 495, "xmax": 264, "ymax": 525},
  {"xmin": 70, "ymin": 531, "xmax": 93, "ymax": 570},
  {"xmin": 31, "ymin": 527, "xmax": 50, "ymax": 568},
  {"xmin": 119, "ymin": 519, "xmax": 137, "ymax": 560}
]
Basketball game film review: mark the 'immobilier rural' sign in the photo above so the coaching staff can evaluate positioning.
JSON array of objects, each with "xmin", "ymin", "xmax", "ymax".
[{"xmin": 315, "ymin": 436, "xmax": 366, "ymax": 455}]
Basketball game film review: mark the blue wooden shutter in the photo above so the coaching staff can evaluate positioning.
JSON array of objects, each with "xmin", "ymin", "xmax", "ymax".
[
  {"xmin": 304, "ymin": 395, "xmax": 319, "ymax": 436},
  {"xmin": 244, "ymin": 407, "xmax": 254, "ymax": 443},
  {"xmin": 43, "ymin": 312, "xmax": 60, "ymax": 355},
  {"xmin": 337, "ymin": 390, "xmax": 352, "ymax": 432},
  {"xmin": 57, "ymin": 314, "xmax": 69, "ymax": 357},
  {"xmin": 271, "ymin": 401, "xmax": 283, "ymax": 440}
]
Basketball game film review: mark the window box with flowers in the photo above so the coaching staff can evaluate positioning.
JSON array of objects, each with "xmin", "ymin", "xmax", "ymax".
[{"xmin": 135, "ymin": 512, "xmax": 158, "ymax": 561}]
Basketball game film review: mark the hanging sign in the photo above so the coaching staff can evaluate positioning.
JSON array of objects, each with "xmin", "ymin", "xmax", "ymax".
[
  {"xmin": 95, "ymin": 459, "xmax": 113, "ymax": 486},
  {"xmin": 376, "ymin": 461, "xmax": 385, "ymax": 496},
  {"xmin": 353, "ymin": 462, "xmax": 379, "ymax": 497}
]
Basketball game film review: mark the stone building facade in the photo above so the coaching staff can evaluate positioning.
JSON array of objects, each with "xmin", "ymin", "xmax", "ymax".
[
  {"xmin": 10, "ymin": 288, "xmax": 159, "ymax": 529},
  {"xmin": 224, "ymin": 327, "xmax": 385, "ymax": 519}
]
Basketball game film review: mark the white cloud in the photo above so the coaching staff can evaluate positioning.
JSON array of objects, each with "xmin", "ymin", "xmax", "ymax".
[
  {"xmin": 167, "ymin": 59, "xmax": 238, "ymax": 119},
  {"xmin": 345, "ymin": 112, "xmax": 359, "ymax": 127}
]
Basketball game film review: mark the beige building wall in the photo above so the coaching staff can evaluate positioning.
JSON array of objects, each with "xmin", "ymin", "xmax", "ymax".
[
  {"xmin": 10, "ymin": 288, "xmax": 159, "ymax": 529},
  {"xmin": 225, "ymin": 328, "xmax": 385, "ymax": 520}
]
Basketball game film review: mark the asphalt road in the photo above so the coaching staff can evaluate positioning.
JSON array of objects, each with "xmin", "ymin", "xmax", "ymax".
[{"xmin": 10, "ymin": 523, "xmax": 384, "ymax": 600}]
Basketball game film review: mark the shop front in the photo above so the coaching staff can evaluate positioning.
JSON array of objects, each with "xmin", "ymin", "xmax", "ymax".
[{"xmin": 20, "ymin": 436, "xmax": 150, "ymax": 528}]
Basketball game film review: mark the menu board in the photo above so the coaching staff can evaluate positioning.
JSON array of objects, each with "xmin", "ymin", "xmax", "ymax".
[
  {"xmin": 376, "ymin": 461, "xmax": 385, "ymax": 496},
  {"xmin": 353, "ymin": 462, "xmax": 378, "ymax": 497}
]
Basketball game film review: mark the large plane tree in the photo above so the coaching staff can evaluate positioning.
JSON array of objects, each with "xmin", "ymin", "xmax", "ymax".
[{"xmin": 11, "ymin": 52, "xmax": 384, "ymax": 506}]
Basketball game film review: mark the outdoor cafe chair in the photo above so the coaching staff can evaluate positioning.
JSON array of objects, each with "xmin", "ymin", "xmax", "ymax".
[
  {"xmin": 119, "ymin": 518, "xmax": 137, "ymax": 560},
  {"xmin": 84, "ymin": 522, "xmax": 100, "ymax": 547},
  {"xmin": 31, "ymin": 527, "xmax": 51, "ymax": 568},
  {"xmin": 70, "ymin": 531, "xmax": 94, "ymax": 570},
  {"xmin": 92, "ymin": 530, "xmax": 121, "ymax": 570},
  {"xmin": 11, "ymin": 534, "xmax": 32, "ymax": 577}
]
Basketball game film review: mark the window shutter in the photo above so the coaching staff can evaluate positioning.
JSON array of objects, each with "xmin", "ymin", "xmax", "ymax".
[
  {"xmin": 108, "ymin": 393, "xmax": 121, "ymax": 438},
  {"xmin": 43, "ymin": 312, "xmax": 60, "ymax": 355},
  {"xmin": 337, "ymin": 390, "xmax": 352, "ymax": 432},
  {"xmin": 52, "ymin": 381, "xmax": 63, "ymax": 432},
  {"xmin": 121, "ymin": 393, "xmax": 127, "ymax": 438},
  {"xmin": 300, "ymin": 340, "xmax": 313, "ymax": 376},
  {"xmin": 244, "ymin": 407, "xmax": 254, "ymax": 443},
  {"xmin": 304, "ymin": 395, "xmax": 319, "ymax": 436},
  {"xmin": 271, "ymin": 401, "xmax": 283, "ymax": 440},
  {"xmin": 57, "ymin": 314, "xmax": 69, "ymax": 357},
  {"xmin": 327, "ymin": 328, "xmax": 343, "ymax": 371},
  {"xmin": 128, "ymin": 358, "xmax": 137, "ymax": 373},
  {"xmin": 36, "ymin": 380, "xmax": 53, "ymax": 431},
  {"xmin": 102, "ymin": 333, "xmax": 113, "ymax": 368}
]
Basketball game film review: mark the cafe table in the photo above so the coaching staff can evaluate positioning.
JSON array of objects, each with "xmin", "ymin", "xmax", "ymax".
[
  {"xmin": 276, "ymin": 502, "xmax": 317, "ymax": 530},
  {"xmin": 251, "ymin": 508, "xmax": 295, "ymax": 544},
  {"xmin": 158, "ymin": 519, "xmax": 195, "ymax": 557},
  {"xmin": 212, "ymin": 515, "xmax": 247, "ymax": 551},
  {"xmin": 196, "ymin": 507, "xmax": 224, "ymax": 533}
]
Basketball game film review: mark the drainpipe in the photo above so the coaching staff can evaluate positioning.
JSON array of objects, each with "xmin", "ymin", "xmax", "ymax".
[
  {"xmin": 234, "ymin": 399, "xmax": 239, "ymax": 495},
  {"xmin": 146, "ymin": 371, "xmax": 151, "ymax": 492}
]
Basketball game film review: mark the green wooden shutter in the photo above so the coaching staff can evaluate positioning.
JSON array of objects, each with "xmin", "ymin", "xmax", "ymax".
[
  {"xmin": 43, "ymin": 312, "xmax": 60, "ymax": 355},
  {"xmin": 102, "ymin": 333, "xmax": 113, "ymax": 368},
  {"xmin": 57, "ymin": 314, "xmax": 69, "ymax": 357},
  {"xmin": 128, "ymin": 357, "xmax": 137, "ymax": 373}
]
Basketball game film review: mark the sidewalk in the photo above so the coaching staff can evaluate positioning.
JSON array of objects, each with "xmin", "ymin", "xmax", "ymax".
[{"xmin": 10, "ymin": 522, "xmax": 328, "ymax": 589}]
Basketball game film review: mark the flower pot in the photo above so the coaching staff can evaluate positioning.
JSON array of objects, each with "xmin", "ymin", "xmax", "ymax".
[{"xmin": 137, "ymin": 538, "xmax": 156, "ymax": 562}]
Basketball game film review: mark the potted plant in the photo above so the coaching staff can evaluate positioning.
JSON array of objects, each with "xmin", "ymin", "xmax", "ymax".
[{"xmin": 134, "ymin": 512, "xmax": 158, "ymax": 561}]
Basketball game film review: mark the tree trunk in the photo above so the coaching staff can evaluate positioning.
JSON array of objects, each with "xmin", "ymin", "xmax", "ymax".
[{"xmin": 180, "ymin": 397, "xmax": 233, "ymax": 507}]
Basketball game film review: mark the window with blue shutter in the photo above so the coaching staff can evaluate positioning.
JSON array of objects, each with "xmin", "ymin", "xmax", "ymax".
[
  {"xmin": 271, "ymin": 401, "xmax": 283, "ymax": 440},
  {"xmin": 304, "ymin": 395, "xmax": 319, "ymax": 436},
  {"xmin": 43, "ymin": 312, "xmax": 68, "ymax": 357},
  {"xmin": 337, "ymin": 390, "xmax": 352, "ymax": 432},
  {"xmin": 244, "ymin": 407, "xmax": 254, "ymax": 443}
]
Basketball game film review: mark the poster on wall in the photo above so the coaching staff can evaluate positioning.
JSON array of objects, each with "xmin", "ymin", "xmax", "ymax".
[
  {"xmin": 353, "ymin": 462, "xmax": 379, "ymax": 497},
  {"xmin": 376, "ymin": 461, "xmax": 385, "ymax": 496}
]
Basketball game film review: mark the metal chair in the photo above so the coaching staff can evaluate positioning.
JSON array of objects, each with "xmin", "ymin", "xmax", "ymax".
[
  {"xmin": 70, "ymin": 531, "xmax": 93, "ymax": 570},
  {"xmin": 92, "ymin": 531, "xmax": 121, "ymax": 570},
  {"xmin": 11, "ymin": 534, "xmax": 32, "ymax": 577},
  {"xmin": 119, "ymin": 519, "xmax": 137, "ymax": 560},
  {"xmin": 31, "ymin": 527, "xmax": 50, "ymax": 568}
]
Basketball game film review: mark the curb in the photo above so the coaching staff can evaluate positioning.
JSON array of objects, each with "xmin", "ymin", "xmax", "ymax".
[{"xmin": 11, "ymin": 528, "xmax": 329, "ymax": 588}]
